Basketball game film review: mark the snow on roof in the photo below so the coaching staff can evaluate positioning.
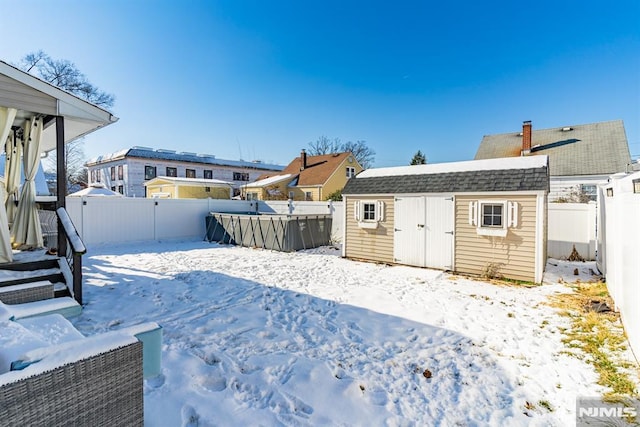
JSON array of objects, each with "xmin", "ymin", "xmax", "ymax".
[
  {"xmin": 357, "ymin": 155, "xmax": 548, "ymax": 179},
  {"xmin": 243, "ymin": 174, "xmax": 294, "ymax": 188}
]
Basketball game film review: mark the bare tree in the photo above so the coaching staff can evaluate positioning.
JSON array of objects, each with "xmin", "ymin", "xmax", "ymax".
[
  {"xmin": 307, "ymin": 136, "xmax": 376, "ymax": 169},
  {"xmin": 16, "ymin": 51, "xmax": 115, "ymax": 194},
  {"xmin": 17, "ymin": 51, "xmax": 114, "ymax": 108}
]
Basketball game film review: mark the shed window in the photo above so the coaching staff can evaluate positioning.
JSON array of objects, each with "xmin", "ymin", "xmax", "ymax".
[
  {"xmin": 481, "ymin": 203, "xmax": 503, "ymax": 228},
  {"xmin": 469, "ymin": 200, "xmax": 518, "ymax": 237},
  {"xmin": 354, "ymin": 200, "xmax": 385, "ymax": 229},
  {"xmin": 145, "ymin": 166, "xmax": 156, "ymax": 180},
  {"xmin": 363, "ymin": 202, "xmax": 376, "ymax": 220}
]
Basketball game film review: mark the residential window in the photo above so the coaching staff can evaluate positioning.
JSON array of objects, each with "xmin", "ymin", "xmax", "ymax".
[
  {"xmin": 118, "ymin": 165, "xmax": 124, "ymax": 180},
  {"xmin": 91, "ymin": 170, "xmax": 96, "ymax": 183},
  {"xmin": 111, "ymin": 186, "xmax": 116, "ymax": 192},
  {"xmin": 166, "ymin": 167, "xmax": 177, "ymax": 177},
  {"xmin": 247, "ymin": 192, "xmax": 258, "ymax": 201},
  {"xmin": 580, "ymin": 184, "xmax": 597, "ymax": 201},
  {"xmin": 233, "ymin": 172, "xmax": 250, "ymax": 181},
  {"xmin": 481, "ymin": 203, "xmax": 503, "ymax": 228},
  {"xmin": 346, "ymin": 167, "xmax": 356, "ymax": 178},
  {"xmin": 145, "ymin": 166, "xmax": 157, "ymax": 180},
  {"xmin": 95, "ymin": 170, "xmax": 101, "ymax": 182},
  {"xmin": 110, "ymin": 167, "xmax": 115, "ymax": 181},
  {"xmin": 186, "ymin": 169, "xmax": 196, "ymax": 178},
  {"xmin": 118, "ymin": 185, "xmax": 124, "ymax": 194},
  {"xmin": 305, "ymin": 192, "xmax": 313, "ymax": 201},
  {"xmin": 288, "ymin": 191, "xmax": 294, "ymax": 200},
  {"xmin": 606, "ymin": 188, "xmax": 614, "ymax": 197},
  {"xmin": 633, "ymin": 179, "xmax": 640, "ymax": 194},
  {"xmin": 204, "ymin": 170, "xmax": 213, "ymax": 179},
  {"xmin": 363, "ymin": 202, "xmax": 376, "ymax": 220}
]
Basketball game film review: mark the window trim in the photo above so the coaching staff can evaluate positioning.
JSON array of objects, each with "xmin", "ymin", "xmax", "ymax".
[
  {"xmin": 346, "ymin": 166, "xmax": 356, "ymax": 178},
  {"xmin": 469, "ymin": 200, "xmax": 518, "ymax": 237},
  {"xmin": 354, "ymin": 200, "xmax": 385, "ymax": 229}
]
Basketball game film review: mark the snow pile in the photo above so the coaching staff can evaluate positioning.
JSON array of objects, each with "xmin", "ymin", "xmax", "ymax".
[{"xmin": 66, "ymin": 240, "xmax": 636, "ymax": 426}]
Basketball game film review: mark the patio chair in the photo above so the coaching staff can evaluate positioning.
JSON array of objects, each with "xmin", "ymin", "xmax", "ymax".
[{"xmin": 0, "ymin": 333, "xmax": 144, "ymax": 426}]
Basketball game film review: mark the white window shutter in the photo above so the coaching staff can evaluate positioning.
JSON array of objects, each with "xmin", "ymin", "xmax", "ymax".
[
  {"xmin": 354, "ymin": 201, "xmax": 361, "ymax": 221},
  {"xmin": 377, "ymin": 200, "xmax": 385, "ymax": 222},
  {"xmin": 468, "ymin": 201, "xmax": 477, "ymax": 226},
  {"xmin": 507, "ymin": 201, "xmax": 518, "ymax": 228}
]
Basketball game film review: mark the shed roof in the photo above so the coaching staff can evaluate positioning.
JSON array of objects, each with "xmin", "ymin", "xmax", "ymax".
[
  {"xmin": 474, "ymin": 120, "xmax": 631, "ymax": 176},
  {"xmin": 343, "ymin": 156, "xmax": 549, "ymax": 195}
]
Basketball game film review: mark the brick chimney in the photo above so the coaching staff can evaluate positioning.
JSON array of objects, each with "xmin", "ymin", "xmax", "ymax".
[
  {"xmin": 522, "ymin": 120, "xmax": 532, "ymax": 155},
  {"xmin": 300, "ymin": 149, "xmax": 307, "ymax": 171}
]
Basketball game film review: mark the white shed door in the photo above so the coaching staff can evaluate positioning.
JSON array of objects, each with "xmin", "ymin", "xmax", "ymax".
[
  {"xmin": 393, "ymin": 196, "xmax": 426, "ymax": 267},
  {"xmin": 394, "ymin": 196, "xmax": 454, "ymax": 269}
]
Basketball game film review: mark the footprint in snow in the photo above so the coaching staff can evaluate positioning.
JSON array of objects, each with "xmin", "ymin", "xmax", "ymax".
[{"xmin": 181, "ymin": 405, "xmax": 199, "ymax": 427}]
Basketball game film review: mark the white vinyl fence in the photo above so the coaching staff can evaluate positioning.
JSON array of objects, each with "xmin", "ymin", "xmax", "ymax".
[
  {"xmin": 598, "ymin": 173, "xmax": 640, "ymax": 359},
  {"xmin": 547, "ymin": 202, "xmax": 597, "ymax": 260},
  {"xmin": 65, "ymin": 198, "xmax": 343, "ymax": 246}
]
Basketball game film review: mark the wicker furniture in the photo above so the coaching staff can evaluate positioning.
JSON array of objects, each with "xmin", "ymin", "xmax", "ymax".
[
  {"xmin": 0, "ymin": 339, "xmax": 143, "ymax": 427},
  {"xmin": 0, "ymin": 281, "xmax": 54, "ymax": 305}
]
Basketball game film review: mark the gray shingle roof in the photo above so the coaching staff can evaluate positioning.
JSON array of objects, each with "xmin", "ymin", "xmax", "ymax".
[
  {"xmin": 474, "ymin": 120, "xmax": 631, "ymax": 176},
  {"xmin": 342, "ymin": 167, "xmax": 549, "ymax": 195}
]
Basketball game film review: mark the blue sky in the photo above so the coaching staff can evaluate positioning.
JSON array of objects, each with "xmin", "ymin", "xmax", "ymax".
[{"xmin": 1, "ymin": 0, "xmax": 638, "ymax": 168}]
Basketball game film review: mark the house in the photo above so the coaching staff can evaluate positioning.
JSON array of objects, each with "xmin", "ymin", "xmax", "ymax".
[
  {"xmin": 241, "ymin": 150, "xmax": 364, "ymax": 201},
  {"xmin": 0, "ymin": 59, "xmax": 118, "ymax": 303},
  {"xmin": 85, "ymin": 147, "xmax": 284, "ymax": 198},
  {"xmin": 143, "ymin": 176, "xmax": 233, "ymax": 199},
  {"xmin": 341, "ymin": 156, "xmax": 549, "ymax": 283},
  {"xmin": 475, "ymin": 120, "xmax": 632, "ymax": 201}
]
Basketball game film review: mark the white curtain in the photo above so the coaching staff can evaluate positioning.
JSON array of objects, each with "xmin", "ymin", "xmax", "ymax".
[
  {"xmin": 5, "ymin": 131, "xmax": 22, "ymax": 224},
  {"xmin": 11, "ymin": 116, "xmax": 44, "ymax": 249},
  {"xmin": 0, "ymin": 107, "xmax": 17, "ymax": 261}
]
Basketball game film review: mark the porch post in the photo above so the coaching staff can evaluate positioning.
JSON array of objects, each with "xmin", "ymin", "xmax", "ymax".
[{"xmin": 55, "ymin": 116, "xmax": 67, "ymax": 256}]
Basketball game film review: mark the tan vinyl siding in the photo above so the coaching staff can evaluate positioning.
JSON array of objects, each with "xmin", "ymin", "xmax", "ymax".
[
  {"xmin": 0, "ymin": 74, "xmax": 57, "ymax": 114},
  {"xmin": 455, "ymin": 194, "xmax": 538, "ymax": 282},
  {"xmin": 344, "ymin": 196, "xmax": 395, "ymax": 263}
]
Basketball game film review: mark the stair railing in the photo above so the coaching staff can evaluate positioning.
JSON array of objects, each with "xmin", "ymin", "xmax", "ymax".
[{"xmin": 56, "ymin": 207, "xmax": 86, "ymax": 305}]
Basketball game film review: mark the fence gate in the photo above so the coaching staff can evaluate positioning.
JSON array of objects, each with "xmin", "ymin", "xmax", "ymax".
[{"xmin": 393, "ymin": 196, "xmax": 454, "ymax": 270}]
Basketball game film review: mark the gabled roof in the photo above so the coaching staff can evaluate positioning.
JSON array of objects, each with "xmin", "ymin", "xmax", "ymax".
[
  {"xmin": 0, "ymin": 60, "xmax": 118, "ymax": 152},
  {"xmin": 343, "ymin": 156, "xmax": 549, "ymax": 195},
  {"xmin": 474, "ymin": 120, "xmax": 631, "ymax": 176},
  {"xmin": 258, "ymin": 152, "xmax": 355, "ymax": 187},
  {"xmin": 243, "ymin": 174, "xmax": 294, "ymax": 188},
  {"xmin": 86, "ymin": 147, "xmax": 284, "ymax": 171}
]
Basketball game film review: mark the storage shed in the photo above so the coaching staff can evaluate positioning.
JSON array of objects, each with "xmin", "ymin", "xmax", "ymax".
[{"xmin": 341, "ymin": 156, "xmax": 549, "ymax": 283}]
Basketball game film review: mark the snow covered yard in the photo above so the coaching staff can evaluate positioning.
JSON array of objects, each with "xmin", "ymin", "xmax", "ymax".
[{"xmin": 72, "ymin": 240, "xmax": 637, "ymax": 426}]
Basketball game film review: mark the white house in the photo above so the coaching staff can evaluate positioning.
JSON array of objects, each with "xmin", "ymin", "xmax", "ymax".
[{"xmin": 85, "ymin": 147, "xmax": 284, "ymax": 198}]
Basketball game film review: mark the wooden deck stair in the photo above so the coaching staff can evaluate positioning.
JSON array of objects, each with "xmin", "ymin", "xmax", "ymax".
[{"xmin": 0, "ymin": 258, "xmax": 72, "ymax": 299}]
